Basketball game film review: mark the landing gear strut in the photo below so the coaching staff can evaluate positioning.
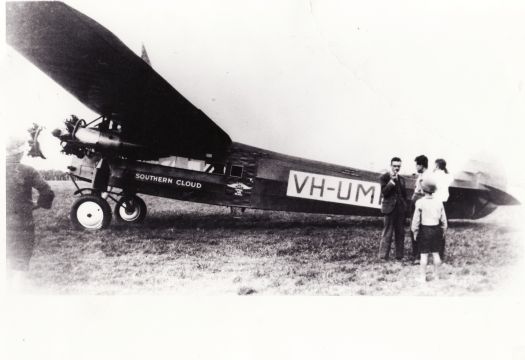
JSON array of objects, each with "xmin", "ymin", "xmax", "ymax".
[{"xmin": 68, "ymin": 172, "xmax": 147, "ymax": 230}]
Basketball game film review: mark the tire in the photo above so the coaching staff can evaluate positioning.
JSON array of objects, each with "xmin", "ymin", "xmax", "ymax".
[
  {"xmin": 114, "ymin": 195, "xmax": 147, "ymax": 224},
  {"xmin": 70, "ymin": 195, "xmax": 112, "ymax": 230}
]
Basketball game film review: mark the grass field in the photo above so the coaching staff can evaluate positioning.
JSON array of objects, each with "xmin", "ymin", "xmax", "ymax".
[{"xmin": 24, "ymin": 181, "xmax": 524, "ymax": 295}]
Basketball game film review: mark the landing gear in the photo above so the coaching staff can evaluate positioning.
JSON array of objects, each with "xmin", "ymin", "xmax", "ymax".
[
  {"xmin": 70, "ymin": 194, "xmax": 112, "ymax": 230},
  {"xmin": 114, "ymin": 195, "xmax": 147, "ymax": 224},
  {"xmin": 68, "ymin": 167, "xmax": 147, "ymax": 230}
]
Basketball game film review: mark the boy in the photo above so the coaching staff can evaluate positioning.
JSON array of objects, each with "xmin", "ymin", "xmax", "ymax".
[{"xmin": 411, "ymin": 177, "xmax": 447, "ymax": 282}]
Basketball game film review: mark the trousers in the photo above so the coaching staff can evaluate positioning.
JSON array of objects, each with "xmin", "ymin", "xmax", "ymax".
[
  {"xmin": 440, "ymin": 235, "xmax": 446, "ymax": 261},
  {"xmin": 7, "ymin": 215, "xmax": 35, "ymax": 271},
  {"xmin": 378, "ymin": 204, "xmax": 406, "ymax": 260},
  {"xmin": 410, "ymin": 230, "xmax": 419, "ymax": 260}
]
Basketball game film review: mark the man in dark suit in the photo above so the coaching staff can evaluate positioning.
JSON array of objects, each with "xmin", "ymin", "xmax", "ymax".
[{"xmin": 378, "ymin": 157, "xmax": 408, "ymax": 260}]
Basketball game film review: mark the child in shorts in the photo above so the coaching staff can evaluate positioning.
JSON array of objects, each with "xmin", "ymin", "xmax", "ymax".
[{"xmin": 411, "ymin": 177, "xmax": 447, "ymax": 282}]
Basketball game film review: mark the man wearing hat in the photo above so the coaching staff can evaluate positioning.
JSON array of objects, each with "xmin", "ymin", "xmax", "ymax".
[
  {"xmin": 6, "ymin": 135, "xmax": 54, "ymax": 291},
  {"xmin": 411, "ymin": 177, "xmax": 447, "ymax": 282}
]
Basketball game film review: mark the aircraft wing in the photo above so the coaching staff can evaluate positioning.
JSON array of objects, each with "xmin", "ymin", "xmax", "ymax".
[{"xmin": 6, "ymin": 1, "xmax": 232, "ymax": 160}]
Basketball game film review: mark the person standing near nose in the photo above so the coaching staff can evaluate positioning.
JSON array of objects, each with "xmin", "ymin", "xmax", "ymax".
[{"xmin": 6, "ymin": 135, "xmax": 54, "ymax": 292}]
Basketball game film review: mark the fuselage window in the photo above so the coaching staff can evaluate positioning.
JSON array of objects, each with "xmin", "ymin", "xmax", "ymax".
[
  {"xmin": 205, "ymin": 163, "xmax": 226, "ymax": 175},
  {"xmin": 230, "ymin": 165, "xmax": 243, "ymax": 178}
]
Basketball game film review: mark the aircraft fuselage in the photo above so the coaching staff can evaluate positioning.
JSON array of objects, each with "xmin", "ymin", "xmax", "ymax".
[{"xmin": 70, "ymin": 142, "xmax": 500, "ymax": 220}]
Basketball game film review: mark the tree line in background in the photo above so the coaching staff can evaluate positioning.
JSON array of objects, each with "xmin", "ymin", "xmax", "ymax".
[{"xmin": 39, "ymin": 169, "xmax": 69, "ymax": 181}]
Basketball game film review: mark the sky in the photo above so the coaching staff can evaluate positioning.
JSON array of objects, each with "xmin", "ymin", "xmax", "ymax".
[{"xmin": 3, "ymin": 0, "xmax": 525, "ymax": 196}]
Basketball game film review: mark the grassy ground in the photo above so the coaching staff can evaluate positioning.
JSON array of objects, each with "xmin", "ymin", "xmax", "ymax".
[{"xmin": 24, "ymin": 181, "xmax": 524, "ymax": 295}]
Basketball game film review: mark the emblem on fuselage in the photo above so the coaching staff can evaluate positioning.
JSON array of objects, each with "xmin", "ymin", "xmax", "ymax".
[
  {"xmin": 286, "ymin": 170, "xmax": 381, "ymax": 209},
  {"xmin": 227, "ymin": 182, "xmax": 252, "ymax": 197}
]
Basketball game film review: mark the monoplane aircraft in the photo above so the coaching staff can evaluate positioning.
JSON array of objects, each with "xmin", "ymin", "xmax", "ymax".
[{"xmin": 6, "ymin": 1, "xmax": 520, "ymax": 230}]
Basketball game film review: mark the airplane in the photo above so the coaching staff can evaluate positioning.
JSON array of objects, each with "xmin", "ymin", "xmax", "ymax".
[{"xmin": 6, "ymin": 1, "xmax": 520, "ymax": 230}]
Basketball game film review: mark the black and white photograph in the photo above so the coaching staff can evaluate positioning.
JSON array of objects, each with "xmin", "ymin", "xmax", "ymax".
[{"xmin": 3, "ymin": 0, "xmax": 525, "ymax": 359}]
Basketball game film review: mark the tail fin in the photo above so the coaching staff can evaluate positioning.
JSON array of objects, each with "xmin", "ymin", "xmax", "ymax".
[{"xmin": 141, "ymin": 44, "xmax": 151, "ymax": 66}]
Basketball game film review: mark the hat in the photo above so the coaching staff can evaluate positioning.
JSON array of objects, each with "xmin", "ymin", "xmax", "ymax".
[
  {"xmin": 6, "ymin": 136, "xmax": 28, "ymax": 156},
  {"xmin": 421, "ymin": 177, "xmax": 437, "ymax": 194}
]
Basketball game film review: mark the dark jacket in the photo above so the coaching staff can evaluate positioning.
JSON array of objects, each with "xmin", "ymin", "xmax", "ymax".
[
  {"xmin": 379, "ymin": 172, "xmax": 407, "ymax": 215},
  {"xmin": 6, "ymin": 160, "xmax": 54, "ymax": 219}
]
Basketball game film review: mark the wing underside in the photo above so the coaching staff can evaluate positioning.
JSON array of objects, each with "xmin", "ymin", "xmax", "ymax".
[{"xmin": 6, "ymin": 1, "xmax": 231, "ymax": 160}]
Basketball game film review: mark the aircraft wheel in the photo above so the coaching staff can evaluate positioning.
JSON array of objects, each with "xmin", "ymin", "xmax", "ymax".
[
  {"xmin": 114, "ymin": 195, "xmax": 147, "ymax": 224},
  {"xmin": 70, "ymin": 195, "xmax": 112, "ymax": 230}
]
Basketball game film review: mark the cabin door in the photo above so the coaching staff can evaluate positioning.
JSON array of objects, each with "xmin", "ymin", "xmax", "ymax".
[{"xmin": 224, "ymin": 148, "xmax": 257, "ymax": 207}]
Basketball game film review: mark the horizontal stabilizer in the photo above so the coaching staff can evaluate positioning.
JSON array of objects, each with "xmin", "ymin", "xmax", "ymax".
[{"xmin": 484, "ymin": 185, "xmax": 520, "ymax": 206}]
